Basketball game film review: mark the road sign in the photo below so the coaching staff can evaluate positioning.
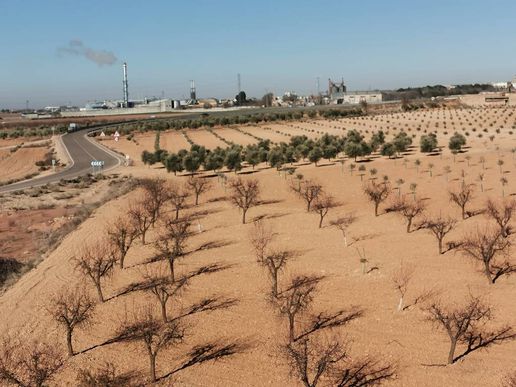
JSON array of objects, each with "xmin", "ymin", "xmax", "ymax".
[
  {"xmin": 114, "ymin": 131, "xmax": 120, "ymax": 142},
  {"xmin": 90, "ymin": 160, "xmax": 105, "ymax": 167}
]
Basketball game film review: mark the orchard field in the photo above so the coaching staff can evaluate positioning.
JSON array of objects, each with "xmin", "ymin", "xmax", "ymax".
[{"xmin": 1, "ymin": 106, "xmax": 516, "ymax": 386}]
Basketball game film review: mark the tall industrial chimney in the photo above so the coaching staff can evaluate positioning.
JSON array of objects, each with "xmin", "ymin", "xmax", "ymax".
[
  {"xmin": 123, "ymin": 62, "xmax": 129, "ymax": 108},
  {"xmin": 190, "ymin": 80, "xmax": 197, "ymax": 101}
]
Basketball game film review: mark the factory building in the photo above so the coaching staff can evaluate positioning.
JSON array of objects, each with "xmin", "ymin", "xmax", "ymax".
[{"xmin": 328, "ymin": 79, "xmax": 383, "ymax": 105}]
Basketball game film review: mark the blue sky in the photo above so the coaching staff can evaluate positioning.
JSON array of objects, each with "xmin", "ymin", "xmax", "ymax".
[{"xmin": 1, "ymin": 0, "xmax": 516, "ymax": 108}]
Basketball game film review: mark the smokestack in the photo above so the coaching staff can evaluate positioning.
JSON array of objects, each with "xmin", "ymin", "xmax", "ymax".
[
  {"xmin": 190, "ymin": 80, "xmax": 196, "ymax": 101},
  {"xmin": 123, "ymin": 62, "xmax": 129, "ymax": 108}
]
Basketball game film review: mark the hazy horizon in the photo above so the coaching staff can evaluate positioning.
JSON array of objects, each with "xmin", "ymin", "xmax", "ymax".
[{"xmin": 2, "ymin": 0, "xmax": 516, "ymax": 109}]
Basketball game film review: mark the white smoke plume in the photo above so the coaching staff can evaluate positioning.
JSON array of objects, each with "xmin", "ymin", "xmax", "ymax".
[{"xmin": 58, "ymin": 40, "xmax": 117, "ymax": 66}]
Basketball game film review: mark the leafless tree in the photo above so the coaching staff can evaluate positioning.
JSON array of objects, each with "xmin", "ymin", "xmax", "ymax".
[
  {"xmin": 107, "ymin": 216, "xmax": 138, "ymax": 269},
  {"xmin": 426, "ymin": 295, "xmax": 515, "ymax": 364},
  {"xmin": 449, "ymin": 182, "xmax": 475, "ymax": 220},
  {"xmin": 76, "ymin": 362, "xmax": 136, "ymax": 387},
  {"xmin": 363, "ymin": 181, "xmax": 391, "ymax": 217},
  {"xmin": 187, "ymin": 176, "xmax": 212, "ymax": 205},
  {"xmin": 263, "ymin": 250, "xmax": 292, "ymax": 299},
  {"xmin": 0, "ymin": 337, "xmax": 65, "ymax": 387},
  {"xmin": 48, "ymin": 286, "xmax": 95, "ymax": 356},
  {"xmin": 485, "ymin": 198, "xmax": 516, "ymax": 237},
  {"xmin": 284, "ymin": 336, "xmax": 395, "ymax": 387},
  {"xmin": 392, "ymin": 262, "xmax": 415, "ymax": 312},
  {"xmin": 330, "ymin": 213, "xmax": 357, "ymax": 247},
  {"xmin": 312, "ymin": 194, "xmax": 339, "ymax": 228},
  {"xmin": 155, "ymin": 217, "xmax": 191, "ymax": 282},
  {"xmin": 248, "ymin": 220, "xmax": 289, "ymax": 298},
  {"xmin": 420, "ymin": 215, "xmax": 457, "ymax": 254},
  {"xmin": 168, "ymin": 183, "xmax": 190, "ymax": 220},
  {"xmin": 277, "ymin": 276, "xmax": 322, "ymax": 343},
  {"xmin": 292, "ymin": 180, "xmax": 323, "ymax": 212},
  {"xmin": 391, "ymin": 262, "xmax": 436, "ymax": 312},
  {"xmin": 229, "ymin": 178, "xmax": 260, "ymax": 224},
  {"xmin": 140, "ymin": 178, "xmax": 169, "ymax": 226},
  {"xmin": 117, "ymin": 307, "xmax": 184, "ymax": 383},
  {"xmin": 74, "ymin": 241, "xmax": 116, "ymax": 302},
  {"xmin": 249, "ymin": 219, "xmax": 275, "ymax": 263},
  {"xmin": 390, "ymin": 196, "xmax": 426, "ymax": 233},
  {"xmin": 459, "ymin": 226, "xmax": 514, "ymax": 284},
  {"xmin": 143, "ymin": 268, "xmax": 188, "ymax": 322},
  {"xmin": 128, "ymin": 201, "xmax": 153, "ymax": 245}
]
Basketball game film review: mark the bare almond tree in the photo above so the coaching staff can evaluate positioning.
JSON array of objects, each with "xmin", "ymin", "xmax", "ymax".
[
  {"xmin": 391, "ymin": 196, "xmax": 426, "ymax": 233},
  {"xmin": 485, "ymin": 198, "xmax": 516, "ymax": 237},
  {"xmin": 117, "ymin": 307, "xmax": 184, "ymax": 383},
  {"xmin": 292, "ymin": 180, "xmax": 323, "ymax": 212},
  {"xmin": 187, "ymin": 176, "xmax": 212, "ymax": 205},
  {"xmin": 284, "ymin": 336, "xmax": 395, "ymax": 387},
  {"xmin": 248, "ymin": 220, "xmax": 288, "ymax": 298},
  {"xmin": 229, "ymin": 178, "xmax": 260, "ymax": 224},
  {"xmin": 155, "ymin": 217, "xmax": 191, "ymax": 282},
  {"xmin": 363, "ymin": 180, "xmax": 391, "ymax": 216},
  {"xmin": 426, "ymin": 295, "xmax": 515, "ymax": 364},
  {"xmin": 329, "ymin": 213, "xmax": 357, "ymax": 247},
  {"xmin": 392, "ymin": 262, "xmax": 415, "ymax": 312},
  {"xmin": 74, "ymin": 241, "xmax": 116, "ymax": 302},
  {"xmin": 262, "ymin": 250, "xmax": 292, "ymax": 299},
  {"xmin": 140, "ymin": 178, "xmax": 169, "ymax": 226},
  {"xmin": 143, "ymin": 269, "xmax": 188, "ymax": 322},
  {"xmin": 0, "ymin": 337, "xmax": 64, "ymax": 387},
  {"xmin": 48, "ymin": 286, "xmax": 95, "ymax": 356},
  {"xmin": 128, "ymin": 201, "xmax": 153, "ymax": 245},
  {"xmin": 168, "ymin": 183, "xmax": 190, "ymax": 220},
  {"xmin": 312, "ymin": 194, "xmax": 339, "ymax": 228},
  {"xmin": 107, "ymin": 216, "xmax": 138, "ymax": 269},
  {"xmin": 459, "ymin": 226, "xmax": 514, "ymax": 284},
  {"xmin": 277, "ymin": 276, "xmax": 321, "ymax": 343},
  {"xmin": 449, "ymin": 182, "xmax": 475, "ymax": 220},
  {"xmin": 420, "ymin": 215, "xmax": 457, "ymax": 254},
  {"xmin": 249, "ymin": 219, "xmax": 275, "ymax": 262},
  {"xmin": 141, "ymin": 264, "xmax": 226, "ymax": 322}
]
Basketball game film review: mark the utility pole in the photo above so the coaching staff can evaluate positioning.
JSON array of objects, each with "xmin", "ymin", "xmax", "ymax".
[
  {"xmin": 237, "ymin": 73, "xmax": 241, "ymax": 94},
  {"xmin": 316, "ymin": 77, "xmax": 320, "ymax": 95}
]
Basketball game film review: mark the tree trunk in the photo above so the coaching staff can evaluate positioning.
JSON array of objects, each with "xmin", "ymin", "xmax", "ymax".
[
  {"xmin": 160, "ymin": 300, "xmax": 168, "ymax": 322},
  {"xmin": 175, "ymin": 208, "xmax": 180, "ymax": 220},
  {"xmin": 195, "ymin": 193, "xmax": 199, "ymax": 205},
  {"xmin": 149, "ymin": 352, "xmax": 157, "ymax": 382},
  {"xmin": 483, "ymin": 263, "xmax": 493, "ymax": 284},
  {"xmin": 318, "ymin": 214, "xmax": 323, "ymax": 228},
  {"xmin": 374, "ymin": 202, "xmax": 379, "ymax": 217},
  {"xmin": 271, "ymin": 272, "xmax": 278, "ymax": 299},
  {"xmin": 438, "ymin": 238, "xmax": 443, "ymax": 255},
  {"xmin": 66, "ymin": 328, "xmax": 74, "ymax": 357},
  {"xmin": 141, "ymin": 230, "xmax": 146, "ymax": 245},
  {"xmin": 288, "ymin": 314, "xmax": 295, "ymax": 342},
  {"xmin": 407, "ymin": 218, "xmax": 412, "ymax": 233},
  {"xmin": 461, "ymin": 207, "xmax": 466, "ymax": 220},
  {"xmin": 168, "ymin": 257, "xmax": 175, "ymax": 283},
  {"xmin": 397, "ymin": 297, "xmax": 404, "ymax": 312},
  {"xmin": 95, "ymin": 282, "xmax": 104, "ymax": 302},
  {"xmin": 448, "ymin": 338, "xmax": 457, "ymax": 364},
  {"xmin": 242, "ymin": 209, "xmax": 247, "ymax": 224}
]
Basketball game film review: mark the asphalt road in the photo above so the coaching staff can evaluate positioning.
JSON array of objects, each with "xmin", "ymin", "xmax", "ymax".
[{"xmin": 0, "ymin": 129, "xmax": 124, "ymax": 193}]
